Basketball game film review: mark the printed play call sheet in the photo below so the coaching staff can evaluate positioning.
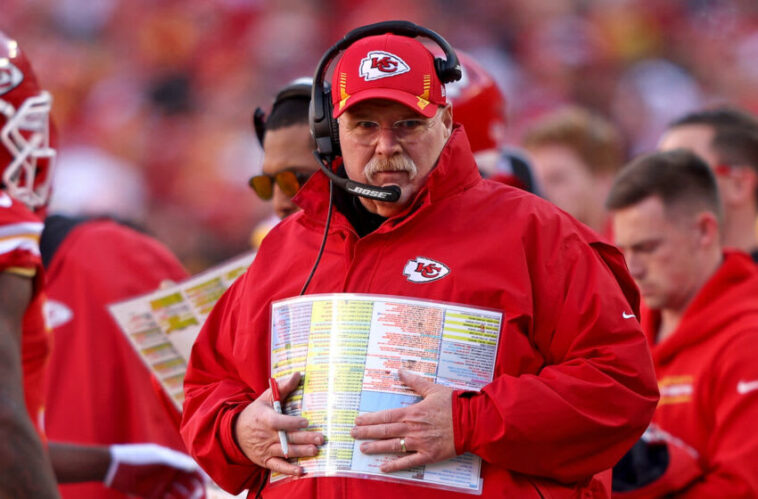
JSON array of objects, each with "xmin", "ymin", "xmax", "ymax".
[
  {"xmin": 108, "ymin": 251, "xmax": 255, "ymax": 411},
  {"xmin": 270, "ymin": 293, "xmax": 502, "ymax": 494}
]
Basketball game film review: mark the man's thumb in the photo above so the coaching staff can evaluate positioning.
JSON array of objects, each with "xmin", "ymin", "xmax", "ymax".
[{"xmin": 398, "ymin": 369, "xmax": 434, "ymax": 395}]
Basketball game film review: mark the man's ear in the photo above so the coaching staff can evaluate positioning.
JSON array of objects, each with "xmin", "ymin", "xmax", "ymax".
[
  {"xmin": 734, "ymin": 166, "xmax": 758, "ymax": 205},
  {"xmin": 721, "ymin": 165, "xmax": 758, "ymax": 206},
  {"xmin": 440, "ymin": 103, "xmax": 453, "ymax": 135},
  {"xmin": 695, "ymin": 210, "xmax": 720, "ymax": 248}
]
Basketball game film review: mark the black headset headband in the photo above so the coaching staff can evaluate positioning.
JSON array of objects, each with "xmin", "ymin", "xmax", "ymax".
[
  {"xmin": 253, "ymin": 77, "xmax": 312, "ymax": 147},
  {"xmin": 309, "ymin": 20, "xmax": 461, "ymax": 162}
]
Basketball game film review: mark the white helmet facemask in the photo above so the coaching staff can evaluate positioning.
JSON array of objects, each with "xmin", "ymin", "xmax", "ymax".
[{"xmin": 0, "ymin": 90, "xmax": 55, "ymax": 208}]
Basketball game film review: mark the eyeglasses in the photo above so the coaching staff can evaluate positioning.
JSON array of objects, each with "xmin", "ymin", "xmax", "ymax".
[
  {"xmin": 340, "ymin": 116, "xmax": 439, "ymax": 146},
  {"xmin": 248, "ymin": 170, "xmax": 313, "ymax": 200},
  {"xmin": 714, "ymin": 164, "xmax": 737, "ymax": 176}
]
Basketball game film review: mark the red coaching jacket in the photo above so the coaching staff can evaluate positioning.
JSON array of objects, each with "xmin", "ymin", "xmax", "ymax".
[
  {"xmin": 619, "ymin": 251, "xmax": 758, "ymax": 497},
  {"xmin": 43, "ymin": 218, "xmax": 189, "ymax": 499},
  {"xmin": 181, "ymin": 127, "xmax": 659, "ymax": 498}
]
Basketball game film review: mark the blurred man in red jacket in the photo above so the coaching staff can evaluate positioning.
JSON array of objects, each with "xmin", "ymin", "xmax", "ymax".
[{"xmin": 609, "ymin": 149, "xmax": 758, "ymax": 497}]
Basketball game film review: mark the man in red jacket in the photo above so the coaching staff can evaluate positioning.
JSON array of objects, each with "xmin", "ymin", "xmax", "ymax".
[
  {"xmin": 181, "ymin": 22, "xmax": 659, "ymax": 498},
  {"xmin": 608, "ymin": 149, "xmax": 758, "ymax": 496}
]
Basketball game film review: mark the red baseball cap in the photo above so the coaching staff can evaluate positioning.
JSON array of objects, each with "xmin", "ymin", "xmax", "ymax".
[{"xmin": 331, "ymin": 33, "xmax": 446, "ymax": 118}]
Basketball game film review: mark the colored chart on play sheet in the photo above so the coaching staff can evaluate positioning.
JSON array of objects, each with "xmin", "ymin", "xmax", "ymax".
[
  {"xmin": 269, "ymin": 293, "xmax": 502, "ymax": 494},
  {"xmin": 109, "ymin": 251, "xmax": 256, "ymax": 411}
]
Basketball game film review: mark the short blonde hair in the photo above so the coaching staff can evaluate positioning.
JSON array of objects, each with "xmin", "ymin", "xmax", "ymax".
[{"xmin": 522, "ymin": 106, "xmax": 624, "ymax": 175}]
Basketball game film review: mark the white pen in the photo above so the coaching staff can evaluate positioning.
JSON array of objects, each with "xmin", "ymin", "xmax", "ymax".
[{"xmin": 269, "ymin": 376, "xmax": 289, "ymax": 458}]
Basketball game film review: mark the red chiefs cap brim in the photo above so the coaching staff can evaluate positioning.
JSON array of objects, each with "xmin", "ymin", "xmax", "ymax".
[{"xmin": 333, "ymin": 88, "xmax": 439, "ymax": 118}]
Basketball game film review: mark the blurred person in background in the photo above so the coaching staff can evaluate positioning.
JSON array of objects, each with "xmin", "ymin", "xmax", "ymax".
[
  {"xmin": 248, "ymin": 78, "xmax": 321, "ymax": 248},
  {"xmin": 658, "ymin": 106, "xmax": 758, "ymax": 261},
  {"xmin": 0, "ymin": 29, "xmax": 60, "ymax": 499},
  {"xmin": 41, "ymin": 213, "xmax": 197, "ymax": 499},
  {"xmin": 445, "ymin": 49, "xmax": 540, "ymax": 194},
  {"xmin": 522, "ymin": 105, "xmax": 624, "ymax": 239},
  {"xmin": 608, "ymin": 149, "xmax": 758, "ymax": 497},
  {"xmin": 0, "ymin": 31, "xmax": 205, "ymax": 498}
]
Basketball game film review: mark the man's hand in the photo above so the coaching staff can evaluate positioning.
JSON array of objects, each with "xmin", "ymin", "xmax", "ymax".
[
  {"xmin": 350, "ymin": 369, "xmax": 457, "ymax": 473},
  {"xmin": 105, "ymin": 443, "xmax": 206, "ymax": 499},
  {"xmin": 235, "ymin": 372, "xmax": 324, "ymax": 476}
]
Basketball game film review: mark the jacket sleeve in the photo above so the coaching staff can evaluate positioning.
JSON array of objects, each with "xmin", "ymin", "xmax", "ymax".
[
  {"xmin": 453, "ymin": 231, "xmax": 659, "ymax": 483},
  {"xmin": 617, "ymin": 330, "xmax": 758, "ymax": 497},
  {"xmin": 180, "ymin": 276, "xmax": 264, "ymax": 494}
]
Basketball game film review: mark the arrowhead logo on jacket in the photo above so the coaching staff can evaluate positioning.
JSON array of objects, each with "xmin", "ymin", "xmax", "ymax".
[{"xmin": 403, "ymin": 257, "xmax": 450, "ymax": 283}]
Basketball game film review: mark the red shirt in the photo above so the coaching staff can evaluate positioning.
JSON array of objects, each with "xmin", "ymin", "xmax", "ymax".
[
  {"xmin": 181, "ymin": 127, "xmax": 659, "ymax": 498},
  {"xmin": 43, "ymin": 219, "xmax": 189, "ymax": 499}
]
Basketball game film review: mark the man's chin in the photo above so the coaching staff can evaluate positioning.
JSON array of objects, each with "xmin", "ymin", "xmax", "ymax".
[
  {"xmin": 371, "ymin": 195, "xmax": 409, "ymax": 218},
  {"xmin": 640, "ymin": 294, "xmax": 663, "ymax": 310}
]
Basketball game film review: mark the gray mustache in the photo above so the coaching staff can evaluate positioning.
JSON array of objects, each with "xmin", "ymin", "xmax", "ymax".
[{"xmin": 365, "ymin": 155, "xmax": 418, "ymax": 183}]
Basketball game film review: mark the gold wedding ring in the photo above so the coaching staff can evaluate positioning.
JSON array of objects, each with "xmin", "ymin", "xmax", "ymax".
[{"xmin": 400, "ymin": 438, "xmax": 407, "ymax": 453}]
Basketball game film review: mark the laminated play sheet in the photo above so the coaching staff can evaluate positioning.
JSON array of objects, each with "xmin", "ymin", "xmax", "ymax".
[
  {"xmin": 108, "ymin": 251, "xmax": 256, "ymax": 411},
  {"xmin": 270, "ymin": 293, "xmax": 502, "ymax": 494}
]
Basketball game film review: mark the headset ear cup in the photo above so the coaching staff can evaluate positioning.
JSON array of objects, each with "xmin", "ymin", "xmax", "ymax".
[
  {"xmin": 310, "ymin": 85, "xmax": 334, "ymax": 158},
  {"xmin": 434, "ymin": 57, "xmax": 462, "ymax": 84},
  {"xmin": 330, "ymin": 117, "xmax": 341, "ymax": 157},
  {"xmin": 322, "ymin": 86, "xmax": 341, "ymax": 157}
]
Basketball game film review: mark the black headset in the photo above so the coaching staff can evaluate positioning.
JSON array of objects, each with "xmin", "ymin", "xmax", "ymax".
[
  {"xmin": 253, "ymin": 77, "xmax": 313, "ymax": 147},
  {"xmin": 309, "ymin": 20, "xmax": 462, "ymax": 202}
]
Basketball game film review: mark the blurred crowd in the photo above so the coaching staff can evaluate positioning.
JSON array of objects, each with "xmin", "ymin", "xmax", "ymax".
[{"xmin": 4, "ymin": 0, "xmax": 758, "ymax": 271}]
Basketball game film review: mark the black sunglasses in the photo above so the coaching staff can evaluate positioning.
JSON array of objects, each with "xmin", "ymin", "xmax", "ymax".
[{"xmin": 248, "ymin": 171, "xmax": 313, "ymax": 200}]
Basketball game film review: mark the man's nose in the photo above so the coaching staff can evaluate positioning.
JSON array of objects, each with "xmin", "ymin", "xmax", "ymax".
[
  {"xmin": 374, "ymin": 126, "xmax": 403, "ymax": 156},
  {"xmin": 625, "ymin": 254, "xmax": 645, "ymax": 279},
  {"xmin": 273, "ymin": 186, "xmax": 298, "ymax": 219}
]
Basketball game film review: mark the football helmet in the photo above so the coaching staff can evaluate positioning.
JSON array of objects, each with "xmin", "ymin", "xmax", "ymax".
[
  {"xmin": 0, "ymin": 31, "xmax": 55, "ymax": 209},
  {"xmin": 445, "ymin": 50, "xmax": 507, "ymax": 154}
]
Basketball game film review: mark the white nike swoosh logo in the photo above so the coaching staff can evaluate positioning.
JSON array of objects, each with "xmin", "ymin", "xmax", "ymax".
[
  {"xmin": 622, "ymin": 312, "xmax": 635, "ymax": 319},
  {"xmin": 737, "ymin": 380, "xmax": 758, "ymax": 395}
]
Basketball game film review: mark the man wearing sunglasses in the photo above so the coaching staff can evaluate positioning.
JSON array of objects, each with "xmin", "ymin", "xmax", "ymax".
[
  {"xmin": 658, "ymin": 107, "xmax": 758, "ymax": 262},
  {"xmin": 249, "ymin": 78, "xmax": 321, "ymax": 220}
]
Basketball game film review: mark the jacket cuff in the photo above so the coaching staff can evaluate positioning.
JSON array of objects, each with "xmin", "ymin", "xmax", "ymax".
[
  {"xmin": 220, "ymin": 404, "xmax": 254, "ymax": 465},
  {"xmin": 452, "ymin": 389, "xmax": 477, "ymax": 455}
]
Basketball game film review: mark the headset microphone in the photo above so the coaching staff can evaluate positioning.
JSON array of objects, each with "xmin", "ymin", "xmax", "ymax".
[{"xmin": 312, "ymin": 152, "xmax": 401, "ymax": 202}]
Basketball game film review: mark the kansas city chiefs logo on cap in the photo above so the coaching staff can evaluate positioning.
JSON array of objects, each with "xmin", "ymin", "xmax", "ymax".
[
  {"xmin": 403, "ymin": 256, "xmax": 450, "ymax": 283},
  {"xmin": 359, "ymin": 51, "xmax": 410, "ymax": 81},
  {"xmin": 0, "ymin": 60, "xmax": 23, "ymax": 96}
]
